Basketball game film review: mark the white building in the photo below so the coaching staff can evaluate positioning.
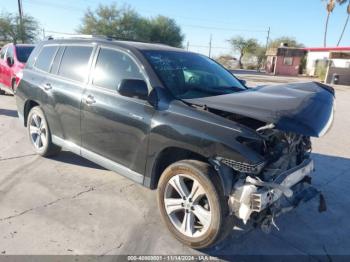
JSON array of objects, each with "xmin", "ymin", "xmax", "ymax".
[{"xmin": 305, "ymin": 47, "xmax": 350, "ymax": 76}]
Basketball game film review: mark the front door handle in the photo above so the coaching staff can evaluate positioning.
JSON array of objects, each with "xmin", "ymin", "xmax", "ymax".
[
  {"xmin": 43, "ymin": 83, "xmax": 52, "ymax": 91},
  {"xmin": 85, "ymin": 95, "xmax": 96, "ymax": 105},
  {"xmin": 129, "ymin": 113, "xmax": 144, "ymax": 120}
]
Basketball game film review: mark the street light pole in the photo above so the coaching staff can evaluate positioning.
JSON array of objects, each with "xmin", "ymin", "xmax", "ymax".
[
  {"xmin": 265, "ymin": 27, "xmax": 271, "ymax": 50},
  {"xmin": 209, "ymin": 34, "xmax": 212, "ymax": 58},
  {"xmin": 18, "ymin": 0, "xmax": 25, "ymax": 43}
]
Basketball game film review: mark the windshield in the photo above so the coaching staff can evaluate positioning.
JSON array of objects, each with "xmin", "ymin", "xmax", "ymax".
[
  {"xmin": 142, "ymin": 50, "xmax": 246, "ymax": 99},
  {"xmin": 16, "ymin": 46, "xmax": 35, "ymax": 63}
]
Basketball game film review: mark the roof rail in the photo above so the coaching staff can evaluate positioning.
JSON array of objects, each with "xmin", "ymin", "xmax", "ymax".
[{"xmin": 46, "ymin": 34, "xmax": 114, "ymax": 41}]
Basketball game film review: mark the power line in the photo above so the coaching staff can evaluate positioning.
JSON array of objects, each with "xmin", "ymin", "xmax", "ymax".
[
  {"xmin": 209, "ymin": 34, "xmax": 212, "ymax": 58},
  {"xmin": 23, "ymin": 0, "xmax": 269, "ymax": 34},
  {"xmin": 182, "ymin": 24, "xmax": 268, "ymax": 33},
  {"xmin": 22, "ymin": 0, "xmax": 83, "ymax": 13}
]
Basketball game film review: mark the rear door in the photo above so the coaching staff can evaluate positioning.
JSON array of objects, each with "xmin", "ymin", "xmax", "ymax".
[
  {"xmin": 40, "ymin": 44, "xmax": 95, "ymax": 146},
  {"xmin": 81, "ymin": 46, "xmax": 154, "ymax": 179}
]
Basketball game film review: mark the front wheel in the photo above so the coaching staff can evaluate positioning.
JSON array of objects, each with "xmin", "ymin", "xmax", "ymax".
[
  {"xmin": 157, "ymin": 160, "xmax": 234, "ymax": 249},
  {"xmin": 27, "ymin": 106, "xmax": 61, "ymax": 157}
]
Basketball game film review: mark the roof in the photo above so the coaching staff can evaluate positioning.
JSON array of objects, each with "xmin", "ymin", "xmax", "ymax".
[
  {"xmin": 303, "ymin": 47, "xmax": 350, "ymax": 52},
  {"xmin": 42, "ymin": 37, "xmax": 184, "ymax": 52},
  {"xmin": 266, "ymin": 47, "xmax": 306, "ymax": 57}
]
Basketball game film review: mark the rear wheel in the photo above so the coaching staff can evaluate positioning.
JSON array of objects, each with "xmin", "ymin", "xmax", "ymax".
[
  {"xmin": 27, "ymin": 106, "xmax": 61, "ymax": 157},
  {"xmin": 157, "ymin": 160, "xmax": 234, "ymax": 249}
]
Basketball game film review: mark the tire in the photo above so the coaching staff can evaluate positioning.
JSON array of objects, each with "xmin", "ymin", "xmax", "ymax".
[
  {"xmin": 27, "ymin": 106, "xmax": 61, "ymax": 157},
  {"xmin": 0, "ymin": 89, "xmax": 5, "ymax": 95},
  {"xmin": 157, "ymin": 160, "xmax": 234, "ymax": 249}
]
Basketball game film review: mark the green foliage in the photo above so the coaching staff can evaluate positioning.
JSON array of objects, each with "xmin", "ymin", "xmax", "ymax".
[
  {"xmin": 78, "ymin": 4, "xmax": 184, "ymax": 47},
  {"xmin": 147, "ymin": 16, "xmax": 183, "ymax": 48},
  {"xmin": 268, "ymin": 37, "xmax": 304, "ymax": 48},
  {"xmin": 0, "ymin": 12, "xmax": 39, "ymax": 44},
  {"xmin": 254, "ymin": 45, "xmax": 267, "ymax": 70},
  {"xmin": 315, "ymin": 60, "xmax": 329, "ymax": 81}
]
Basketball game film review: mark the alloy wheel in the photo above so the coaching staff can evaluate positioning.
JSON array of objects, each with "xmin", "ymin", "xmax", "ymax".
[
  {"xmin": 29, "ymin": 114, "xmax": 47, "ymax": 150},
  {"xmin": 164, "ymin": 174, "xmax": 212, "ymax": 238}
]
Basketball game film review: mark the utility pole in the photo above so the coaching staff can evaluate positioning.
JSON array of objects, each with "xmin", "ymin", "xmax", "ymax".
[
  {"xmin": 209, "ymin": 34, "xmax": 212, "ymax": 58},
  {"xmin": 186, "ymin": 41, "xmax": 190, "ymax": 51},
  {"xmin": 265, "ymin": 27, "xmax": 271, "ymax": 50},
  {"xmin": 18, "ymin": 0, "xmax": 25, "ymax": 43},
  {"xmin": 42, "ymin": 28, "xmax": 46, "ymax": 40}
]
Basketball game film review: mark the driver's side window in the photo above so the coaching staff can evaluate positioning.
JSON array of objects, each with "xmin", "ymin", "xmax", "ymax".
[{"xmin": 92, "ymin": 47, "xmax": 145, "ymax": 91}]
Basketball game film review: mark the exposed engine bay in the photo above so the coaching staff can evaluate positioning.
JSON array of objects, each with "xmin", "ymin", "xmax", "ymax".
[{"xmin": 210, "ymin": 110, "xmax": 325, "ymax": 232}]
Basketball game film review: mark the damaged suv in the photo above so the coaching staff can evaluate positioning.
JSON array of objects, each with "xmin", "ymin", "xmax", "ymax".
[{"xmin": 15, "ymin": 37, "xmax": 335, "ymax": 249}]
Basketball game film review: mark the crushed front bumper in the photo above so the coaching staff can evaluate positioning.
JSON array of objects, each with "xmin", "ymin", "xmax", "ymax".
[
  {"xmin": 228, "ymin": 158, "xmax": 324, "ymax": 226},
  {"xmin": 250, "ymin": 158, "xmax": 314, "ymax": 212}
]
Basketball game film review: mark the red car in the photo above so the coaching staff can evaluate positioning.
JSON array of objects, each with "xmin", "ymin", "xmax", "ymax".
[{"xmin": 0, "ymin": 43, "xmax": 35, "ymax": 94}]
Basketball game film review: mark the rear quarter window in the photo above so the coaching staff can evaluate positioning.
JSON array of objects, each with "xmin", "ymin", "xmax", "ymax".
[
  {"xmin": 16, "ymin": 46, "xmax": 35, "ymax": 63},
  {"xmin": 6, "ymin": 46, "xmax": 14, "ymax": 59},
  {"xmin": 0, "ymin": 46, "xmax": 8, "ymax": 60},
  {"xmin": 58, "ymin": 46, "xmax": 93, "ymax": 82},
  {"xmin": 35, "ymin": 46, "xmax": 59, "ymax": 72}
]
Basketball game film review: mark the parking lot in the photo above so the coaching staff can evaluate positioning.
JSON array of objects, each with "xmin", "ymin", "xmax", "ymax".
[{"xmin": 0, "ymin": 75, "xmax": 349, "ymax": 259}]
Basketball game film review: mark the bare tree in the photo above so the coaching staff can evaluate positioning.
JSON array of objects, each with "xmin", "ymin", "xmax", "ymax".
[{"xmin": 228, "ymin": 36, "xmax": 259, "ymax": 69}]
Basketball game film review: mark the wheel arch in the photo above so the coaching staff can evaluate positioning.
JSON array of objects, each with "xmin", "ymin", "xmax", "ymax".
[
  {"xmin": 23, "ymin": 100, "xmax": 40, "ymax": 127},
  {"xmin": 148, "ymin": 146, "xmax": 237, "ymax": 196},
  {"xmin": 148, "ymin": 146, "xmax": 208, "ymax": 190}
]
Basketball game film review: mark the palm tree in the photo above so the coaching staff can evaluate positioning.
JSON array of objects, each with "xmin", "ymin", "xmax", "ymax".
[
  {"xmin": 337, "ymin": 1, "xmax": 350, "ymax": 46},
  {"xmin": 324, "ymin": 0, "xmax": 336, "ymax": 47}
]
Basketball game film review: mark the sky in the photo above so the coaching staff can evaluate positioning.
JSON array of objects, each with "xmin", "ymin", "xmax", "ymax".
[{"xmin": 3, "ymin": 0, "xmax": 350, "ymax": 57}]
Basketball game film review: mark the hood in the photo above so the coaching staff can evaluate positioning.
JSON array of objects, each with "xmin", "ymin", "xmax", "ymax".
[{"xmin": 184, "ymin": 82, "xmax": 335, "ymax": 137}]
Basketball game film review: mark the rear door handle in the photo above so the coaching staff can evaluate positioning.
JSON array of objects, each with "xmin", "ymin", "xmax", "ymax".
[
  {"xmin": 85, "ymin": 95, "xmax": 96, "ymax": 105},
  {"xmin": 43, "ymin": 83, "xmax": 52, "ymax": 91}
]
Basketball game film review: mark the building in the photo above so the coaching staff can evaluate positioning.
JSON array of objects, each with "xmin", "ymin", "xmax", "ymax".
[
  {"xmin": 304, "ymin": 47, "xmax": 350, "ymax": 77},
  {"xmin": 265, "ymin": 45, "xmax": 306, "ymax": 76}
]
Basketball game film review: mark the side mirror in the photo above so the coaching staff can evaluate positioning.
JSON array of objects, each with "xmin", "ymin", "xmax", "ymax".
[
  {"xmin": 239, "ymin": 79, "xmax": 247, "ymax": 86},
  {"xmin": 118, "ymin": 79, "xmax": 148, "ymax": 100},
  {"xmin": 7, "ymin": 57, "xmax": 14, "ymax": 67}
]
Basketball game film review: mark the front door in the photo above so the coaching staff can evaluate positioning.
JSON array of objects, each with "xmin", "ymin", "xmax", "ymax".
[{"xmin": 81, "ymin": 46, "xmax": 154, "ymax": 180}]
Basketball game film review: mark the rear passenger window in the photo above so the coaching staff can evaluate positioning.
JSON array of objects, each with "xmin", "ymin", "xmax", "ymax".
[
  {"xmin": 35, "ymin": 46, "xmax": 58, "ymax": 72},
  {"xmin": 92, "ymin": 48, "xmax": 144, "ymax": 90},
  {"xmin": 50, "ymin": 47, "xmax": 65, "ymax": 74},
  {"xmin": 6, "ymin": 46, "xmax": 14, "ymax": 59},
  {"xmin": 58, "ymin": 46, "xmax": 93, "ymax": 82}
]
